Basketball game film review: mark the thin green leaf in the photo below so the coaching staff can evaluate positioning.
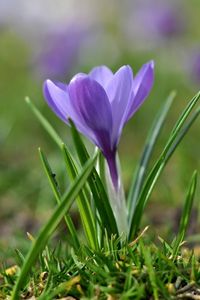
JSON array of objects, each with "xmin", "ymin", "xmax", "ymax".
[
  {"xmin": 69, "ymin": 119, "xmax": 118, "ymax": 237},
  {"xmin": 25, "ymin": 97, "xmax": 63, "ymax": 148},
  {"xmin": 140, "ymin": 240, "xmax": 159, "ymax": 300},
  {"xmin": 11, "ymin": 152, "xmax": 98, "ymax": 300},
  {"xmin": 14, "ymin": 249, "xmax": 25, "ymax": 266},
  {"xmin": 165, "ymin": 107, "xmax": 200, "ymax": 160},
  {"xmin": 130, "ymin": 107, "xmax": 200, "ymax": 239},
  {"xmin": 98, "ymin": 152, "xmax": 107, "ymax": 188},
  {"xmin": 26, "ymin": 96, "xmax": 99, "ymax": 248},
  {"xmin": 39, "ymin": 148, "xmax": 80, "ymax": 250},
  {"xmin": 62, "ymin": 144, "xmax": 99, "ymax": 250},
  {"xmin": 25, "ymin": 97, "xmax": 118, "ymax": 237},
  {"xmin": 128, "ymin": 91, "xmax": 176, "ymax": 220},
  {"xmin": 26, "ymin": 97, "xmax": 118, "ymax": 236},
  {"xmin": 129, "ymin": 91, "xmax": 200, "ymax": 239},
  {"xmin": 164, "ymin": 91, "xmax": 200, "ymax": 153},
  {"xmin": 172, "ymin": 171, "xmax": 198, "ymax": 259}
]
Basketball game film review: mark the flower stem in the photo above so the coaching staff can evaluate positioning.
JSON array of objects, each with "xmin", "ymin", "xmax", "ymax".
[
  {"xmin": 107, "ymin": 154, "xmax": 119, "ymax": 190},
  {"xmin": 106, "ymin": 152, "xmax": 128, "ymax": 235}
]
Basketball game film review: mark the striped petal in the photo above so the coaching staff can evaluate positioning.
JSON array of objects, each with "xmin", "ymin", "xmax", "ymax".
[
  {"xmin": 106, "ymin": 65, "xmax": 133, "ymax": 146},
  {"xmin": 43, "ymin": 79, "xmax": 98, "ymax": 144},
  {"xmin": 43, "ymin": 80, "xmax": 70, "ymax": 123},
  {"xmin": 126, "ymin": 61, "xmax": 154, "ymax": 121},
  {"xmin": 68, "ymin": 74, "xmax": 113, "ymax": 155},
  {"xmin": 89, "ymin": 65, "xmax": 113, "ymax": 89}
]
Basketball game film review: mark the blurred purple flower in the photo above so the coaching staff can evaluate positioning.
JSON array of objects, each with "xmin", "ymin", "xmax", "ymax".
[
  {"xmin": 135, "ymin": 0, "xmax": 184, "ymax": 40},
  {"xmin": 37, "ymin": 25, "xmax": 86, "ymax": 80},
  {"xmin": 43, "ymin": 62, "xmax": 154, "ymax": 189}
]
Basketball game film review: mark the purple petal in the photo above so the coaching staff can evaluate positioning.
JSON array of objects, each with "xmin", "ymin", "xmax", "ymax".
[
  {"xmin": 43, "ymin": 80, "xmax": 70, "ymax": 123},
  {"xmin": 53, "ymin": 81, "xmax": 68, "ymax": 91},
  {"xmin": 68, "ymin": 75, "xmax": 113, "ymax": 154},
  {"xmin": 106, "ymin": 65, "xmax": 133, "ymax": 146},
  {"xmin": 89, "ymin": 66, "xmax": 113, "ymax": 89},
  {"xmin": 44, "ymin": 79, "xmax": 98, "ymax": 145},
  {"xmin": 126, "ymin": 61, "xmax": 154, "ymax": 121}
]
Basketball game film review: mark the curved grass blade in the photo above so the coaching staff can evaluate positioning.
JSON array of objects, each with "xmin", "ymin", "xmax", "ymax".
[
  {"xmin": 25, "ymin": 97, "xmax": 117, "ymax": 238},
  {"xmin": 26, "ymin": 97, "xmax": 118, "ymax": 235},
  {"xmin": 69, "ymin": 119, "xmax": 118, "ymax": 237},
  {"xmin": 172, "ymin": 171, "xmax": 198, "ymax": 259},
  {"xmin": 164, "ymin": 91, "xmax": 200, "ymax": 152},
  {"xmin": 25, "ymin": 97, "xmax": 63, "ymax": 148},
  {"xmin": 129, "ymin": 91, "xmax": 200, "ymax": 240},
  {"xmin": 129, "ymin": 108, "xmax": 199, "ymax": 239},
  {"xmin": 128, "ymin": 91, "xmax": 176, "ymax": 220},
  {"xmin": 98, "ymin": 152, "xmax": 107, "ymax": 188},
  {"xmin": 39, "ymin": 148, "xmax": 80, "ymax": 250},
  {"xmin": 140, "ymin": 240, "xmax": 159, "ymax": 300},
  {"xmin": 26, "ymin": 97, "xmax": 102, "ymax": 247},
  {"xmin": 62, "ymin": 144, "xmax": 99, "ymax": 250},
  {"xmin": 11, "ymin": 153, "xmax": 98, "ymax": 300},
  {"xmin": 164, "ymin": 107, "xmax": 200, "ymax": 160}
]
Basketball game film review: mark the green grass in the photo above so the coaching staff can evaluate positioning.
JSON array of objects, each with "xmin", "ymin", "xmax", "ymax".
[
  {"xmin": 1, "ymin": 89, "xmax": 197, "ymax": 299},
  {"xmin": 10, "ymin": 151, "xmax": 99, "ymax": 300},
  {"xmin": 1, "ymin": 233, "xmax": 200, "ymax": 299}
]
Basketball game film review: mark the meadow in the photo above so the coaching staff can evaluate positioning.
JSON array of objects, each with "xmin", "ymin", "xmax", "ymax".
[{"xmin": 0, "ymin": 1, "xmax": 200, "ymax": 299}]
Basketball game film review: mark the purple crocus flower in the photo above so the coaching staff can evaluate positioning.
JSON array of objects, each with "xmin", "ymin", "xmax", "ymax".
[
  {"xmin": 43, "ymin": 62, "xmax": 154, "ymax": 189},
  {"xmin": 37, "ymin": 25, "xmax": 86, "ymax": 80},
  {"xmin": 143, "ymin": 3, "xmax": 183, "ymax": 38},
  {"xmin": 129, "ymin": 0, "xmax": 184, "ymax": 43}
]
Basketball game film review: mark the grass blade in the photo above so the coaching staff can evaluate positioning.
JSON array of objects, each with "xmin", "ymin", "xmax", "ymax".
[
  {"xmin": 165, "ymin": 107, "xmax": 200, "ymax": 160},
  {"xmin": 25, "ymin": 97, "xmax": 116, "ymax": 236},
  {"xmin": 129, "ymin": 91, "xmax": 200, "ymax": 239},
  {"xmin": 98, "ymin": 152, "xmax": 107, "ymax": 188},
  {"xmin": 26, "ymin": 98, "xmax": 118, "ymax": 236},
  {"xmin": 128, "ymin": 91, "xmax": 176, "ymax": 220},
  {"xmin": 69, "ymin": 119, "xmax": 118, "ymax": 237},
  {"xmin": 172, "ymin": 171, "xmax": 198, "ymax": 259},
  {"xmin": 140, "ymin": 241, "xmax": 159, "ymax": 300},
  {"xmin": 26, "ymin": 97, "xmax": 99, "ymax": 248},
  {"xmin": 11, "ymin": 152, "xmax": 98, "ymax": 300},
  {"xmin": 163, "ymin": 91, "xmax": 200, "ymax": 153},
  {"xmin": 62, "ymin": 144, "xmax": 99, "ymax": 250},
  {"xmin": 25, "ymin": 97, "xmax": 63, "ymax": 148},
  {"xmin": 39, "ymin": 148, "xmax": 80, "ymax": 250}
]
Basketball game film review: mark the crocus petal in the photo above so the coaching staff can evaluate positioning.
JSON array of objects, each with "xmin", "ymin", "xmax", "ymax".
[
  {"xmin": 43, "ymin": 80, "xmax": 70, "ymax": 123},
  {"xmin": 126, "ymin": 61, "xmax": 154, "ymax": 121},
  {"xmin": 53, "ymin": 81, "xmax": 68, "ymax": 91},
  {"xmin": 89, "ymin": 65, "xmax": 113, "ymax": 89},
  {"xmin": 68, "ymin": 75, "xmax": 113, "ymax": 154},
  {"xmin": 44, "ymin": 79, "xmax": 98, "ymax": 145},
  {"xmin": 106, "ymin": 65, "xmax": 133, "ymax": 146}
]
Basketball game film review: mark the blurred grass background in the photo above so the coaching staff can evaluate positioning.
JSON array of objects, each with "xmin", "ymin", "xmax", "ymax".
[{"xmin": 0, "ymin": 0, "xmax": 199, "ymax": 262}]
